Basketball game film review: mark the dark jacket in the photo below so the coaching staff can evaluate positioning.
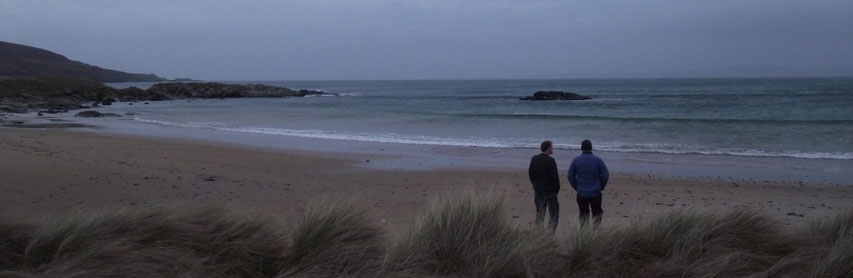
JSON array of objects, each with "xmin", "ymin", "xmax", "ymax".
[
  {"xmin": 529, "ymin": 153, "xmax": 560, "ymax": 193},
  {"xmin": 567, "ymin": 152, "xmax": 609, "ymax": 198}
]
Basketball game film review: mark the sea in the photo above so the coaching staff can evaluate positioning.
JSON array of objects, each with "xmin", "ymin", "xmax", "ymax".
[{"xmin": 106, "ymin": 78, "xmax": 853, "ymax": 161}]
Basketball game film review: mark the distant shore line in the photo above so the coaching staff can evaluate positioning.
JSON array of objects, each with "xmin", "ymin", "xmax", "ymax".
[{"xmin": 0, "ymin": 76, "xmax": 331, "ymax": 115}]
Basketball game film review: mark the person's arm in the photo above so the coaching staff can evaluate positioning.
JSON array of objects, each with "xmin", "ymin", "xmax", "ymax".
[
  {"xmin": 551, "ymin": 158, "xmax": 560, "ymax": 191},
  {"xmin": 599, "ymin": 159, "xmax": 609, "ymax": 191},
  {"xmin": 528, "ymin": 157, "xmax": 535, "ymax": 186},
  {"xmin": 567, "ymin": 160, "xmax": 578, "ymax": 190}
]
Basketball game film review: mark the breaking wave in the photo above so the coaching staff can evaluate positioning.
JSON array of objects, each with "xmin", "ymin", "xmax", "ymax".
[{"xmin": 133, "ymin": 117, "xmax": 853, "ymax": 160}]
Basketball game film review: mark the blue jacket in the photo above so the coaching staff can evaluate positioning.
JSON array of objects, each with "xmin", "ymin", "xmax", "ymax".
[{"xmin": 567, "ymin": 152, "xmax": 609, "ymax": 198}]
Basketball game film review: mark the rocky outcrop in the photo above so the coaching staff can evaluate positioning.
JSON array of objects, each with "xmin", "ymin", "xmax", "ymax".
[
  {"xmin": 520, "ymin": 91, "xmax": 591, "ymax": 101},
  {"xmin": 74, "ymin": 110, "xmax": 121, "ymax": 118},
  {"xmin": 1, "ymin": 99, "xmax": 90, "ymax": 114},
  {"xmin": 1, "ymin": 77, "xmax": 121, "ymax": 113},
  {"xmin": 146, "ymin": 82, "xmax": 329, "ymax": 99},
  {"xmin": 0, "ymin": 77, "xmax": 334, "ymax": 113}
]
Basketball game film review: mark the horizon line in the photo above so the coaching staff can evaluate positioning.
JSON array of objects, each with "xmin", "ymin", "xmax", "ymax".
[{"xmin": 148, "ymin": 75, "xmax": 853, "ymax": 83}]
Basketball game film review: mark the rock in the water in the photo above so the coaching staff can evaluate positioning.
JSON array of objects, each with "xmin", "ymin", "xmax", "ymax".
[
  {"xmin": 146, "ymin": 82, "xmax": 336, "ymax": 99},
  {"xmin": 74, "ymin": 110, "xmax": 121, "ymax": 118},
  {"xmin": 297, "ymin": 89, "xmax": 336, "ymax": 97},
  {"xmin": 520, "ymin": 91, "xmax": 591, "ymax": 101}
]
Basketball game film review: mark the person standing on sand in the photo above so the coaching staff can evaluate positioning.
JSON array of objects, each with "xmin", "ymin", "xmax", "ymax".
[
  {"xmin": 528, "ymin": 140, "xmax": 560, "ymax": 231},
  {"xmin": 567, "ymin": 139, "xmax": 609, "ymax": 226}
]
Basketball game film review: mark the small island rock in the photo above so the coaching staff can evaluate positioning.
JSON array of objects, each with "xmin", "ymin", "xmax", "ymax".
[{"xmin": 520, "ymin": 91, "xmax": 591, "ymax": 101}]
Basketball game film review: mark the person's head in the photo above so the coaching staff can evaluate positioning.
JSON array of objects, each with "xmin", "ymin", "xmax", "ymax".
[
  {"xmin": 581, "ymin": 139, "xmax": 592, "ymax": 153},
  {"xmin": 540, "ymin": 140, "xmax": 553, "ymax": 155}
]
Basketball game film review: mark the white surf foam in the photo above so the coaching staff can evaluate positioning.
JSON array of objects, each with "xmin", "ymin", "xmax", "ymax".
[{"xmin": 132, "ymin": 117, "xmax": 853, "ymax": 160}]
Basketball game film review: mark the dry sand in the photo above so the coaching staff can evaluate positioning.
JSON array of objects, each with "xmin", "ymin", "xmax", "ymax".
[{"xmin": 1, "ymin": 127, "xmax": 851, "ymax": 238}]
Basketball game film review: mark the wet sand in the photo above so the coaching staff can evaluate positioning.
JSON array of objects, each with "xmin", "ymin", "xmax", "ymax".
[{"xmin": 1, "ymin": 127, "xmax": 851, "ymax": 238}]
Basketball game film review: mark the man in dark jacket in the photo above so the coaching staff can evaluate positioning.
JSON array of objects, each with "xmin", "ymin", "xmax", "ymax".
[
  {"xmin": 529, "ymin": 140, "xmax": 560, "ymax": 231},
  {"xmin": 567, "ymin": 140, "xmax": 609, "ymax": 226}
]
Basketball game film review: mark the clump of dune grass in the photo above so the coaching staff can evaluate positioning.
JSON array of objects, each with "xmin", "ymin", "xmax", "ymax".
[
  {"xmin": 1, "ymin": 193, "xmax": 851, "ymax": 277},
  {"xmin": 759, "ymin": 208, "xmax": 853, "ymax": 278},
  {"xmin": 808, "ymin": 209, "xmax": 853, "ymax": 277},
  {"xmin": 0, "ymin": 220, "xmax": 31, "ymax": 270},
  {"xmin": 4, "ymin": 206, "xmax": 291, "ymax": 277},
  {"xmin": 277, "ymin": 198, "xmax": 386, "ymax": 277},
  {"xmin": 386, "ymin": 193, "xmax": 560, "ymax": 277},
  {"xmin": 0, "ymin": 200, "xmax": 385, "ymax": 278},
  {"xmin": 565, "ymin": 209, "xmax": 796, "ymax": 277}
]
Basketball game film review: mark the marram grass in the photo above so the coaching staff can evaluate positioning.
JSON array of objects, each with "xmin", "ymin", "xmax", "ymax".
[{"xmin": 0, "ymin": 194, "xmax": 850, "ymax": 277}]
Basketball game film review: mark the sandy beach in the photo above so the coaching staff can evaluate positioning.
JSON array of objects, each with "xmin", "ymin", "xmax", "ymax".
[{"xmin": 2, "ymin": 125, "xmax": 851, "ymax": 238}]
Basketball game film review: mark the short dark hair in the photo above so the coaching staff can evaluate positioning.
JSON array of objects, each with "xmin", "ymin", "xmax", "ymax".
[
  {"xmin": 581, "ymin": 139, "xmax": 592, "ymax": 152},
  {"xmin": 540, "ymin": 140, "xmax": 553, "ymax": 152}
]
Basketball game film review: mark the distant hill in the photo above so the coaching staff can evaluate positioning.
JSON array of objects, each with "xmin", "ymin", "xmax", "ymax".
[{"xmin": 0, "ymin": 41, "xmax": 164, "ymax": 82}]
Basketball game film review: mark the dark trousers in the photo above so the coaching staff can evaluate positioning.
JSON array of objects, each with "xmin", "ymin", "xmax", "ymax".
[
  {"xmin": 534, "ymin": 191, "xmax": 559, "ymax": 231},
  {"xmin": 577, "ymin": 194, "xmax": 603, "ymax": 226}
]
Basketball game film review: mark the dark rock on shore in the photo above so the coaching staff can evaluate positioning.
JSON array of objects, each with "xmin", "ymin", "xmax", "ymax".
[
  {"xmin": 0, "ymin": 103, "xmax": 30, "ymax": 113},
  {"xmin": 520, "ymin": 91, "xmax": 591, "ymax": 101},
  {"xmin": 38, "ymin": 101, "xmax": 84, "ymax": 112},
  {"xmin": 0, "ymin": 77, "xmax": 336, "ymax": 114},
  {"xmin": 74, "ymin": 110, "xmax": 121, "ymax": 118},
  {"xmin": 38, "ymin": 108, "xmax": 68, "ymax": 114}
]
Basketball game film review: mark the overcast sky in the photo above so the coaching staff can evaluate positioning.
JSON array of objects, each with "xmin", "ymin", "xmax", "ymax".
[{"xmin": 2, "ymin": 0, "xmax": 852, "ymax": 80}]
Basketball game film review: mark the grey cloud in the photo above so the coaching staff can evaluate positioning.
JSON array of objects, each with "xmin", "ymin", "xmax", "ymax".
[{"xmin": 1, "ymin": 0, "xmax": 851, "ymax": 80}]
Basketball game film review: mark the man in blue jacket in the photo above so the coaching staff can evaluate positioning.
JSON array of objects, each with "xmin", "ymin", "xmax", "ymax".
[{"xmin": 567, "ymin": 140, "xmax": 609, "ymax": 226}]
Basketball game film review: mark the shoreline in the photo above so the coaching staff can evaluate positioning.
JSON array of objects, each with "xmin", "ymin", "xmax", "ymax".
[
  {"xmin": 5, "ymin": 109, "xmax": 853, "ymax": 186},
  {"xmin": 2, "ymin": 124, "xmax": 852, "ymax": 238}
]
